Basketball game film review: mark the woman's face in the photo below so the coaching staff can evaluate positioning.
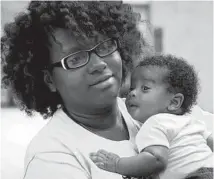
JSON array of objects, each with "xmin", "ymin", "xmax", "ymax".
[{"xmin": 47, "ymin": 28, "xmax": 122, "ymax": 112}]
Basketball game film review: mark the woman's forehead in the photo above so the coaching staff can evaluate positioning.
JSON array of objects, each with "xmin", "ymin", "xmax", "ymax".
[
  {"xmin": 49, "ymin": 28, "xmax": 106, "ymax": 51},
  {"xmin": 47, "ymin": 28, "xmax": 107, "ymax": 63}
]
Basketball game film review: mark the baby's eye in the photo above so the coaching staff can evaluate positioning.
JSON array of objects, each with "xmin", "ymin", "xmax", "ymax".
[
  {"xmin": 141, "ymin": 86, "xmax": 150, "ymax": 92},
  {"xmin": 129, "ymin": 87, "xmax": 135, "ymax": 92}
]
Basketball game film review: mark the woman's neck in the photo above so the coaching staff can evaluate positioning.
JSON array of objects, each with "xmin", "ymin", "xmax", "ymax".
[{"xmin": 63, "ymin": 101, "xmax": 120, "ymax": 130}]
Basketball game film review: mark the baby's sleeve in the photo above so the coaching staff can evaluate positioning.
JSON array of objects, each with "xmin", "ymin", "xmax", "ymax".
[
  {"xmin": 135, "ymin": 114, "xmax": 185, "ymax": 152},
  {"xmin": 189, "ymin": 105, "xmax": 213, "ymax": 139},
  {"xmin": 197, "ymin": 118, "xmax": 212, "ymax": 139}
]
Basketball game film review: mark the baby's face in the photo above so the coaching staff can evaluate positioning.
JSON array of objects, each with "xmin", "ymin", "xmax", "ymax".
[{"xmin": 125, "ymin": 66, "xmax": 174, "ymax": 123}]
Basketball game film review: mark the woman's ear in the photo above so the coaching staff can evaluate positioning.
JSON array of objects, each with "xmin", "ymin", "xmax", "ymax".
[
  {"xmin": 43, "ymin": 70, "xmax": 57, "ymax": 92},
  {"xmin": 167, "ymin": 93, "xmax": 184, "ymax": 111}
]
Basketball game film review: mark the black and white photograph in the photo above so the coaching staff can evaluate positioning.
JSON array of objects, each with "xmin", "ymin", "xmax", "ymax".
[{"xmin": 1, "ymin": 1, "xmax": 213, "ymax": 179}]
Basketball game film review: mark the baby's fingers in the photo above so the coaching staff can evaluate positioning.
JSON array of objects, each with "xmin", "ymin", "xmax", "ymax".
[
  {"xmin": 90, "ymin": 153, "xmax": 105, "ymax": 163},
  {"xmin": 97, "ymin": 149, "xmax": 109, "ymax": 157},
  {"xmin": 90, "ymin": 150, "xmax": 108, "ymax": 160},
  {"xmin": 94, "ymin": 162, "xmax": 106, "ymax": 170},
  {"xmin": 96, "ymin": 150, "xmax": 109, "ymax": 159}
]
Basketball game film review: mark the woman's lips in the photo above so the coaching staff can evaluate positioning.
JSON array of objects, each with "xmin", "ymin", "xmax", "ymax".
[{"xmin": 90, "ymin": 74, "xmax": 113, "ymax": 86}]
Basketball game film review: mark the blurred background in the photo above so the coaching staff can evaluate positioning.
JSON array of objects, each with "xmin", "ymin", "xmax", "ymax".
[{"xmin": 1, "ymin": 1, "xmax": 213, "ymax": 179}]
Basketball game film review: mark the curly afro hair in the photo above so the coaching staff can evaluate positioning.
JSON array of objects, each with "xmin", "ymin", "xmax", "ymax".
[
  {"xmin": 1, "ymin": 1, "xmax": 148, "ymax": 118},
  {"xmin": 137, "ymin": 54, "xmax": 199, "ymax": 114}
]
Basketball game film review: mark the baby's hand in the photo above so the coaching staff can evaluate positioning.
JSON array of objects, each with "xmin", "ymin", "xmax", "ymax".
[{"xmin": 90, "ymin": 149, "xmax": 120, "ymax": 173}]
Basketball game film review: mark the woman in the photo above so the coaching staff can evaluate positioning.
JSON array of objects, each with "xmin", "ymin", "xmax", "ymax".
[{"xmin": 1, "ymin": 1, "xmax": 146, "ymax": 179}]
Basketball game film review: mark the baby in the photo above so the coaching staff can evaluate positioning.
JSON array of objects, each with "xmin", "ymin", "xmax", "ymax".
[{"xmin": 90, "ymin": 55, "xmax": 213, "ymax": 179}]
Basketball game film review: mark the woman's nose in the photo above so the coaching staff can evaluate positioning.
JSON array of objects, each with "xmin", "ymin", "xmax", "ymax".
[{"xmin": 87, "ymin": 53, "xmax": 107, "ymax": 74}]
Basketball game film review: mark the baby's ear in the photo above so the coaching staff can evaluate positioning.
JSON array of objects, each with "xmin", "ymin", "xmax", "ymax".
[
  {"xmin": 43, "ymin": 70, "xmax": 57, "ymax": 92},
  {"xmin": 167, "ymin": 93, "xmax": 184, "ymax": 111}
]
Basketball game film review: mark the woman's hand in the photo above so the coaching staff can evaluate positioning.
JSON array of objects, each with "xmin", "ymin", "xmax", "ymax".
[{"xmin": 90, "ymin": 149, "xmax": 121, "ymax": 173}]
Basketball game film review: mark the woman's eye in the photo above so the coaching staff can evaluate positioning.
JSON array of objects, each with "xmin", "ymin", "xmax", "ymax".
[
  {"xmin": 72, "ymin": 57, "xmax": 80, "ymax": 62},
  {"xmin": 69, "ymin": 57, "xmax": 81, "ymax": 65}
]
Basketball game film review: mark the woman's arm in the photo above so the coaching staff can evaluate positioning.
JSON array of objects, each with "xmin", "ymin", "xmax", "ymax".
[
  {"xmin": 90, "ymin": 145, "xmax": 168, "ymax": 178},
  {"xmin": 24, "ymin": 152, "xmax": 90, "ymax": 179}
]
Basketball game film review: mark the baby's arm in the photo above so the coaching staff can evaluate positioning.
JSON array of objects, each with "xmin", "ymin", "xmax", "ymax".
[
  {"xmin": 207, "ymin": 134, "xmax": 213, "ymax": 151},
  {"xmin": 90, "ymin": 145, "xmax": 168, "ymax": 178}
]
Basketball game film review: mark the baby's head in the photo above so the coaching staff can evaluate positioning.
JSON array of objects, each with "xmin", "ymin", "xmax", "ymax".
[{"xmin": 125, "ymin": 54, "xmax": 199, "ymax": 123}]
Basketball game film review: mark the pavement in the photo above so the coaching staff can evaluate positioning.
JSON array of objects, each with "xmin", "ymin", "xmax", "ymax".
[{"xmin": 1, "ymin": 108, "xmax": 48, "ymax": 179}]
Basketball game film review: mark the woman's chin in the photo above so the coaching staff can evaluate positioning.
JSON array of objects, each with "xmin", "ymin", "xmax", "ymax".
[
  {"xmin": 102, "ymin": 84, "xmax": 120, "ymax": 99},
  {"xmin": 93, "ymin": 92, "xmax": 118, "ymax": 106},
  {"xmin": 89, "ymin": 81, "xmax": 120, "ymax": 106}
]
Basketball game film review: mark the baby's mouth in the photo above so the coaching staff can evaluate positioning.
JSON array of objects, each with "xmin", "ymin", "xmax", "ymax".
[
  {"xmin": 127, "ymin": 101, "xmax": 138, "ymax": 109},
  {"xmin": 129, "ymin": 104, "xmax": 138, "ymax": 108}
]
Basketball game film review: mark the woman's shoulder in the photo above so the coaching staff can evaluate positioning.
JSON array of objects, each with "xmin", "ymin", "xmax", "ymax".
[
  {"xmin": 25, "ymin": 126, "xmax": 64, "ymax": 157},
  {"xmin": 25, "ymin": 109, "xmax": 77, "ymax": 160}
]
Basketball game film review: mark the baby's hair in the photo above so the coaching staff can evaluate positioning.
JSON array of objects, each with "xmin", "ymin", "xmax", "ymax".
[{"xmin": 137, "ymin": 54, "xmax": 199, "ymax": 114}]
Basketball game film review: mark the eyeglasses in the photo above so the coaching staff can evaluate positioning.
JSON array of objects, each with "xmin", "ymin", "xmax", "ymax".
[{"xmin": 48, "ymin": 38, "xmax": 118, "ymax": 70}]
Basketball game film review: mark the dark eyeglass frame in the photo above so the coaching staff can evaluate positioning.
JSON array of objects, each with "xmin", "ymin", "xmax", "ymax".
[{"xmin": 47, "ymin": 38, "xmax": 118, "ymax": 70}]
